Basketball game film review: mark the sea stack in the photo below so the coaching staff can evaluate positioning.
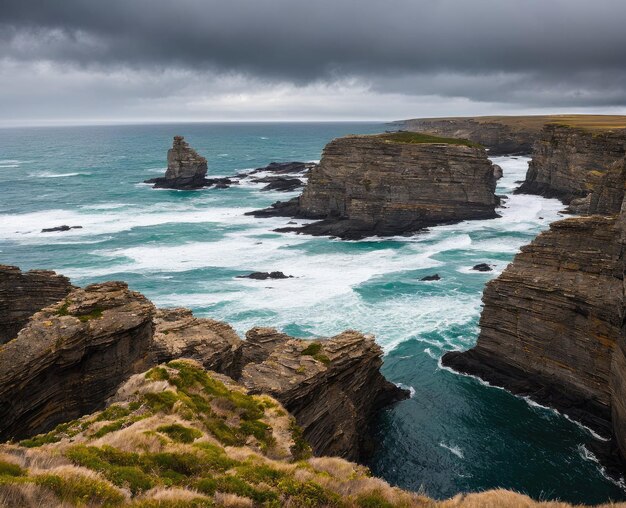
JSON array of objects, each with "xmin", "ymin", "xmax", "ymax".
[
  {"xmin": 145, "ymin": 135, "xmax": 208, "ymax": 189},
  {"xmin": 249, "ymin": 132, "xmax": 500, "ymax": 239}
]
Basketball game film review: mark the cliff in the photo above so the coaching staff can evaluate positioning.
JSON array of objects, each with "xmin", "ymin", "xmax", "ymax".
[
  {"xmin": 0, "ymin": 280, "xmax": 156, "ymax": 442},
  {"xmin": 0, "ymin": 266, "xmax": 406, "ymax": 464},
  {"xmin": 249, "ymin": 132, "xmax": 500, "ymax": 239},
  {"xmin": 239, "ymin": 328, "xmax": 406, "ymax": 461},
  {"xmin": 396, "ymin": 115, "xmax": 626, "ymax": 156},
  {"xmin": 0, "ymin": 360, "xmax": 617, "ymax": 507},
  {"xmin": 0, "ymin": 265, "xmax": 74, "ymax": 344},
  {"xmin": 442, "ymin": 154, "xmax": 626, "ymax": 474},
  {"xmin": 442, "ymin": 216, "xmax": 623, "ymax": 434},
  {"xmin": 516, "ymin": 124, "xmax": 626, "ymax": 203},
  {"xmin": 145, "ymin": 136, "xmax": 209, "ymax": 190}
]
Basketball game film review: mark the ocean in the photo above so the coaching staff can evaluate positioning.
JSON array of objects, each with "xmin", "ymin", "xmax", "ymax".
[{"xmin": 0, "ymin": 122, "xmax": 624, "ymax": 504}]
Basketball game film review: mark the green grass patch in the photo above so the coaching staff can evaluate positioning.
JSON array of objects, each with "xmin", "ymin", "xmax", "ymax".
[
  {"xmin": 0, "ymin": 460, "xmax": 25, "ymax": 477},
  {"xmin": 301, "ymin": 343, "xmax": 322, "ymax": 356},
  {"xmin": 356, "ymin": 491, "xmax": 396, "ymax": 508},
  {"xmin": 145, "ymin": 367, "xmax": 170, "ymax": 381},
  {"xmin": 157, "ymin": 424, "xmax": 202, "ymax": 444},
  {"xmin": 144, "ymin": 390, "xmax": 179, "ymax": 412},
  {"xmin": 96, "ymin": 404, "xmax": 133, "ymax": 422},
  {"xmin": 278, "ymin": 478, "xmax": 343, "ymax": 507},
  {"xmin": 196, "ymin": 475, "xmax": 278, "ymax": 503},
  {"xmin": 378, "ymin": 131, "xmax": 481, "ymax": 147},
  {"xmin": 289, "ymin": 419, "xmax": 312, "ymax": 460},
  {"xmin": 34, "ymin": 473, "xmax": 125, "ymax": 506},
  {"xmin": 77, "ymin": 307, "xmax": 104, "ymax": 322},
  {"xmin": 19, "ymin": 432, "xmax": 62, "ymax": 448},
  {"xmin": 55, "ymin": 300, "xmax": 71, "ymax": 317}
]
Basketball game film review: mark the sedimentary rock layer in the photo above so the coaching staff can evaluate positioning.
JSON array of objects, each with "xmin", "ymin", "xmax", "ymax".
[
  {"xmin": 240, "ymin": 327, "xmax": 408, "ymax": 460},
  {"xmin": 0, "ymin": 281, "xmax": 156, "ymax": 441},
  {"xmin": 0, "ymin": 265, "xmax": 74, "ymax": 344},
  {"xmin": 443, "ymin": 216, "xmax": 623, "ymax": 435},
  {"xmin": 250, "ymin": 133, "xmax": 500, "ymax": 239},
  {"xmin": 517, "ymin": 124, "xmax": 626, "ymax": 203},
  {"xmin": 397, "ymin": 116, "xmax": 543, "ymax": 155},
  {"xmin": 0, "ymin": 267, "xmax": 406, "ymax": 462},
  {"xmin": 145, "ymin": 135, "xmax": 208, "ymax": 189}
]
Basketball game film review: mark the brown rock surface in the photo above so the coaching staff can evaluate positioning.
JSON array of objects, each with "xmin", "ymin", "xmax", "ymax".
[
  {"xmin": 151, "ymin": 307, "xmax": 242, "ymax": 378},
  {"xmin": 0, "ymin": 265, "xmax": 74, "ymax": 345},
  {"xmin": 517, "ymin": 124, "xmax": 626, "ymax": 203},
  {"xmin": 144, "ymin": 135, "xmax": 209, "ymax": 189},
  {"xmin": 240, "ymin": 328, "xmax": 408, "ymax": 460},
  {"xmin": 0, "ymin": 281, "xmax": 156, "ymax": 441},
  {"xmin": 250, "ymin": 133, "xmax": 499, "ymax": 239}
]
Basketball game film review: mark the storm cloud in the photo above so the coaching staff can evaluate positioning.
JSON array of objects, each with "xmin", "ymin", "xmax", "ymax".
[{"xmin": 2, "ymin": 0, "xmax": 626, "ymax": 124}]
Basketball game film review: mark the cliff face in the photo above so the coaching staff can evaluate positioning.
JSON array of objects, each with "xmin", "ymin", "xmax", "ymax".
[
  {"xmin": 398, "ymin": 117, "xmax": 541, "ymax": 155},
  {"xmin": 443, "ymin": 216, "xmax": 623, "ymax": 434},
  {"xmin": 239, "ymin": 328, "xmax": 407, "ymax": 461},
  {"xmin": 145, "ymin": 136, "xmax": 209, "ymax": 189},
  {"xmin": 517, "ymin": 125, "xmax": 626, "ymax": 203},
  {"xmin": 442, "ymin": 154, "xmax": 626, "ymax": 474},
  {"xmin": 0, "ymin": 280, "xmax": 156, "ymax": 441},
  {"xmin": 0, "ymin": 267, "xmax": 405, "ymax": 463},
  {"xmin": 250, "ymin": 133, "xmax": 499, "ymax": 239},
  {"xmin": 0, "ymin": 265, "xmax": 74, "ymax": 344}
]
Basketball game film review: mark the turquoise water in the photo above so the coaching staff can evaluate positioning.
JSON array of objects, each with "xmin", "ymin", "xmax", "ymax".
[{"xmin": 0, "ymin": 122, "xmax": 624, "ymax": 504}]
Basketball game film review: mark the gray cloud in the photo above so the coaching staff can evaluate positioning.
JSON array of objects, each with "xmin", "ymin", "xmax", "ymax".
[{"xmin": 1, "ymin": 0, "xmax": 626, "ymax": 123}]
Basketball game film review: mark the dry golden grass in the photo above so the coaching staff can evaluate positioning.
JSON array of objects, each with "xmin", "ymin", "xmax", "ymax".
[{"xmin": 410, "ymin": 115, "xmax": 626, "ymax": 133}]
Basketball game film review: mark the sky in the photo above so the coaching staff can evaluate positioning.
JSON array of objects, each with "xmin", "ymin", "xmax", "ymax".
[{"xmin": 2, "ymin": 0, "xmax": 626, "ymax": 126}]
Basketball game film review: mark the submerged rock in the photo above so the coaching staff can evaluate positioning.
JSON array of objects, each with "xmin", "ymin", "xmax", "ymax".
[
  {"xmin": 41, "ymin": 225, "xmax": 83, "ymax": 233},
  {"xmin": 144, "ymin": 135, "xmax": 209, "ymax": 189},
  {"xmin": 471, "ymin": 263, "xmax": 493, "ymax": 272},
  {"xmin": 249, "ymin": 161, "xmax": 316, "ymax": 175},
  {"xmin": 249, "ymin": 132, "xmax": 500, "ymax": 239},
  {"xmin": 236, "ymin": 271, "xmax": 292, "ymax": 280},
  {"xmin": 252, "ymin": 176, "xmax": 304, "ymax": 191},
  {"xmin": 420, "ymin": 274, "xmax": 441, "ymax": 281}
]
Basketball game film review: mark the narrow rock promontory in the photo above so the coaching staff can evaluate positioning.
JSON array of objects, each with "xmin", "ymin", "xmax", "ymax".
[{"xmin": 249, "ymin": 132, "xmax": 500, "ymax": 239}]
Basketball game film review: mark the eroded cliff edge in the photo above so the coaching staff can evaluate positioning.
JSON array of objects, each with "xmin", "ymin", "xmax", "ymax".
[
  {"xmin": 249, "ymin": 132, "xmax": 500, "ymax": 239},
  {"xmin": 0, "ymin": 267, "xmax": 407, "ymax": 463},
  {"xmin": 442, "ymin": 150, "xmax": 626, "ymax": 474},
  {"xmin": 516, "ymin": 124, "xmax": 626, "ymax": 203}
]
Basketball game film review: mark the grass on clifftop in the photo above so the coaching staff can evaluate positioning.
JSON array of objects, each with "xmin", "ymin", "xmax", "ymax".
[
  {"xmin": 378, "ymin": 131, "xmax": 481, "ymax": 148},
  {"xmin": 0, "ymin": 360, "xmax": 431, "ymax": 507}
]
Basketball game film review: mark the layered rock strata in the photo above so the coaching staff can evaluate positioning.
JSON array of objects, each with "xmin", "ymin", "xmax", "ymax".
[
  {"xmin": 239, "ymin": 327, "xmax": 407, "ymax": 460},
  {"xmin": 0, "ymin": 281, "xmax": 156, "ymax": 441},
  {"xmin": 516, "ymin": 124, "xmax": 626, "ymax": 203},
  {"xmin": 249, "ymin": 133, "xmax": 500, "ymax": 239},
  {"xmin": 0, "ymin": 265, "xmax": 74, "ymax": 344},
  {"xmin": 145, "ymin": 136, "xmax": 209, "ymax": 189},
  {"xmin": 443, "ymin": 216, "xmax": 623, "ymax": 435},
  {"xmin": 396, "ymin": 116, "xmax": 544, "ymax": 155},
  {"xmin": 0, "ymin": 267, "xmax": 406, "ymax": 462}
]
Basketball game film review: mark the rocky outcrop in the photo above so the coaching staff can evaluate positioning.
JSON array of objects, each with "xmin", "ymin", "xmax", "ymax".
[
  {"xmin": 0, "ymin": 268, "xmax": 405, "ymax": 462},
  {"xmin": 516, "ymin": 125, "xmax": 626, "ymax": 203},
  {"xmin": 151, "ymin": 308, "xmax": 242, "ymax": 378},
  {"xmin": 396, "ymin": 116, "xmax": 543, "ymax": 155},
  {"xmin": 145, "ymin": 136, "xmax": 209, "ymax": 189},
  {"xmin": 249, "ymin": 133, "xmax": 500, "ymax": 239},
  {"xmin": 239, "ymin": 327, "xmax": 409, "ymax": 460},
  {"xmin": 0, "ymin": 265, "xmax": 74, "ymax": 345},
  {"xmin": 0, "ymin": 281, "xmax": 156, "ymax": 441}
]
